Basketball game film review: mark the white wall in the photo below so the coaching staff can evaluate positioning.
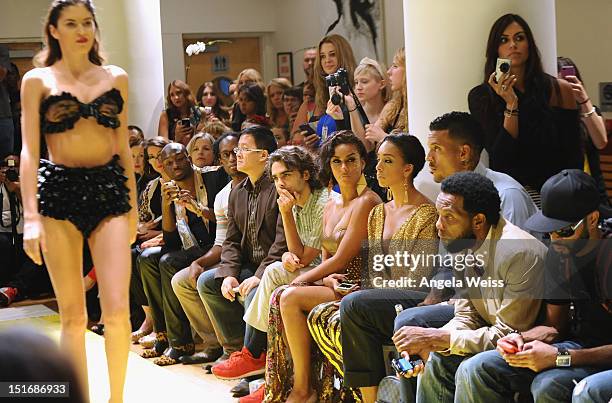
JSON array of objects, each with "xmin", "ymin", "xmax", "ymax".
[
  {"xmin": 556, "ymin": 0, "xmax": 612, "ymax": 118},
  {"xmin": 160, "ymin": 0, "xmax": 404, "ymax": 89},
  {"xmin": 160, "ymin": 0, "xmax": 278, "ymax": 88},
  {"xmin": 0, "ymin": 0, "xmax": 49, "ymax": 40}
]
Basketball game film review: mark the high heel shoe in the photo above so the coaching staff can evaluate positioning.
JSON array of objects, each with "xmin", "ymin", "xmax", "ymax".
[{"xmin": 90, "ymin": 323, "xmax": 105, "ymax": 336}]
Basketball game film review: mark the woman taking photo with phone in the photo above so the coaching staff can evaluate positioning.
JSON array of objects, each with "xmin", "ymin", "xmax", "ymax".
[
  {"xmin": 196, "ymin": 81, "xmax": 230, "ymax": 123},
  {"xmin": 468, "ymin": 14, "xmax": 581, "ymax": 207},
  {"xmin": 158, "ymin": 79, "xmax": 202, "ymax": 143},
  {"xmin": 20, "ymin": 0, "xmax": 136, "ymax": 401}
]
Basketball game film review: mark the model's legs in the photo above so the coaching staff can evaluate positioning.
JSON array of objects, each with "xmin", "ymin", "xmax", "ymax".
[
  {"xmin": 40, "ymin": 217, "xmax": 89, "ymax": 401},
  {"xmin": 280, "ymin": 285, "xmax": 336, "ymax": 403},
  {"xmin": 89, "ymin": 215, "xmax": 131, "ymax": 403}
]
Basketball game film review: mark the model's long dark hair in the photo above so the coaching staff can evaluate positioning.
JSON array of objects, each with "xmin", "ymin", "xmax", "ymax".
[{"xmin": 35, "ymin": 0, "xmax": 104, "ymax": 67}]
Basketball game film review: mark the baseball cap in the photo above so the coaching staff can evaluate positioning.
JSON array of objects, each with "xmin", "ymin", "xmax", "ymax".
[{"xmin": 524, "ymin": 169, "xmax": 612, "ymax": 233}]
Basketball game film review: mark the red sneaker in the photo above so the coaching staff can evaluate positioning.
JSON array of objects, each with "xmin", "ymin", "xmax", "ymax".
[
  {"xmin": 211, "ymin": 347, "xmax": 265, "ymax": 380},
  {"xmin": 0, "ymin": 287, "xmax": 18, "ymax": 307},
  {"xmin": 239, "ymin": 383, "xmax": 264, "ymax": 403}
]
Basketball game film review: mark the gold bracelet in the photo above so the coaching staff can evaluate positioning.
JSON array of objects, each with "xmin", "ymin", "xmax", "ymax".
[{"xmin": 504, "ymin": 110, "xmax": 519, "ymax": 118}]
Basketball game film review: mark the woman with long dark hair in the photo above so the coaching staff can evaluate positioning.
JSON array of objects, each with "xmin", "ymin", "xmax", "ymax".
[
  {"xmin": 158, "ymin": 79, "xmax": 202, "ymax": 143},
  {"xmin": 20, "ymin": 1, "xmax": 136, "ymax": 400},
  {"xmin": 468, "ymin": 14, "xmax": 581, "ymax": 206},
  {"xmin": 196, "ymin": 81, "xmax": 230, "ymax": 123}
]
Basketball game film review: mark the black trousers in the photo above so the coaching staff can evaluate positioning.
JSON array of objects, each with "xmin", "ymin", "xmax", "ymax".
[
  {"xmin": 339, "ymin": 289, "xmax": 428, "ymax": 388},
  {"xmin": 0, "ymin": 233, "xmax": 51, "ymax": 298}
]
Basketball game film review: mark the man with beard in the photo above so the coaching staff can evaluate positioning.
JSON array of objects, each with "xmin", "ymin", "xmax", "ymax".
[
  {"xmin": 391, "ymin": 171, "xmax": 547, "ymax": 402},
  {"xmin": 455, "ymin": 170, "xmax": 612, "ymax": 403}
]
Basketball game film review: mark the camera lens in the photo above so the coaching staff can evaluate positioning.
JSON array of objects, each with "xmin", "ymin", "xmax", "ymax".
[
  {"xmin": 500, "ymin": 62, "xmax": 510, "ymax": 73},
  {"xmin": 6, "ymin": 169, "xmax": 18, "ymax": 182}
]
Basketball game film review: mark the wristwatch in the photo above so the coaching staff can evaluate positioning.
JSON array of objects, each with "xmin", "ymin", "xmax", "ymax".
[{"xmin": 556, "ymin": 347, "xmax": 571, "ymax": 367}]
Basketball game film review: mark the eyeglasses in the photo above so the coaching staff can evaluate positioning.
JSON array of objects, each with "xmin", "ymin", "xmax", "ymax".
[
  {"xmin": 233, "ymin": 147, "xmax": 265, "ymax": 155},
  {"xmin": 553, "ymin": 218, "xmax": 585, "ymax": 238}
]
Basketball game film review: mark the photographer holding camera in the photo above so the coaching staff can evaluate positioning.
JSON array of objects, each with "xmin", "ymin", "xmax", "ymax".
[{"xmin": 0, "ymin": 154, "xmax": 51, "ymax": 307}]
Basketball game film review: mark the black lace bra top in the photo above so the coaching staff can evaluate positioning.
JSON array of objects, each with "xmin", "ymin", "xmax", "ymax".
[{"xmin": 39, "ymin": 88, "xmax": 124, "ymax": 134}]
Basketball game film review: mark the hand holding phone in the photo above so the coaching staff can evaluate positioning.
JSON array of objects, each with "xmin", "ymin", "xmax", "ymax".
[
  {"xmin": 495, "ymin": 58, "xmax": 512, "ymax": 83},
  {"xmin": 180, "ymin": 118, "xmax": 191, "ymax": 127},
  {"xmin": 299, "ymin": 122, "xmax": 316, "ymax": 135},
  {"xmin": 335, "ymin": 282, "xmax": 359, "ymax": 295},
  {"xmin": 559, "ymin": 65, "xmax": 577, "ymax": 79}
]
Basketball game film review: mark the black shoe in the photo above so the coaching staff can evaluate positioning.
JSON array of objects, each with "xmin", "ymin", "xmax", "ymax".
[
  {"xmin": 231, "ymin": 375, "xmax": 262, "ymax": 398},
  {"xmin": 179, "ymin": 347, "xmax": 223, "ymax": 365},
  {"xmin": 90, "ymin": 323, "xmax": 105, "ymax": 335}
]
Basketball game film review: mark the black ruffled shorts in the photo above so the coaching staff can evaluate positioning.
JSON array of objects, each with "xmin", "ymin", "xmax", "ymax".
[{"xmin": 38, "ymin": 154, "xmax": 131, "ymax": 238}]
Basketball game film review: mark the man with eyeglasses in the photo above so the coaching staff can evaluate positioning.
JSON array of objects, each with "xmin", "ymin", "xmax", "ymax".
[
  {"xmin": 456, "ymin": 169, "xmax": 612, "ymax": 403},
  {"xmin": 171, "ymin": 132, "xmax": 247, "ymax": 364},
  {"xmin": 198, "ymin": 125, "xmax": 287, "ymax": 383}
]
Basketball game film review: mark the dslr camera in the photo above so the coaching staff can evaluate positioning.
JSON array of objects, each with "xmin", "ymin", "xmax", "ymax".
[
  {"xmin": 325, "ymin": 68, "xmax": 351, "ymax": 105},
  {"xmin": 1, "ymin": 159, "xmax": 18, "ymax": 182}
]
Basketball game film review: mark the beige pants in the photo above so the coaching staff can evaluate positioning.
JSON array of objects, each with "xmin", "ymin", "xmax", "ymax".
[
  {"xmin": 243, "ymin": 261, "xmax": 312, "ymax": 332},
  {"xmin": 171, "ymin": 267, "xmax": 221, "ymax": 349}
]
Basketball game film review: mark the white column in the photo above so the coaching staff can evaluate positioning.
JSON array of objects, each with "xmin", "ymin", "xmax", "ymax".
[
  {"xmin": 95, "ymin": 0, "xmax": 165, "ymax": 138},
  {"xmin": 403, "ymin": 0, "xmax": 557, "ymax": 201}
]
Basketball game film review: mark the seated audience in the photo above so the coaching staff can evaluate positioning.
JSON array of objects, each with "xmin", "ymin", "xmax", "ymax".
[
  {"xmin": 468, "ymin": 14, "xmax": 581, "ymax": 207},
  {"xmin": 158, "ymin": 80, "xmax": 202, "ymax": 143},
  {"xmin": 262, "ymin": 131, "xmax": 381, "ymax": 403},
  {"xmin": 128, "ymin": 124, "xmax": 145, "ymax": 144},
  {"xmin": 186, "ymin": 132, "xmax": 215, "ymax": 168},
  {"xmin": 171, "ymin": 132, "xmax": 246, "ymax": 364},
  {"xmin": 198, "ymin": 119, "xmax": 232, "ymax": 140},
  {"xmin": 282, "ymin": 86, "xmax": 303, "ymax": 134},
  {"xmin": 312, "ymin": 133, "xmax": 438, "ymax": 403},
  {"xmin": 266, "ymin": 78, "xmax": 292, "ymax": 128},
  {"xmin": 196, "ymin": 81, "xmax": 230, "ymax": 123},
  {"xmin": 234, "ymin": 146, "xmax": 331, "ymax": 401},
  {"xmin": 129, "ymin": 137, "xmax": 145, "ymax": 193},
  {"xmin": 390, "ymin": 172, "xmax": 546, "ymax": 402},
  {"xmin": 426, "ymin": 111, "xmax": 537, "ymax": 230},
  {"xmin": 238, "ymin": 83, "xmax": 268, "ymax": 130},
  {"xmin": 197, "ymin": 126, "xmax": 286, "ymax": 381},
  {"xmin": 456, "ymin": 169, "xmax": 612, "ymax": 403},
  {"xmin": 138, "ymin": 143, "xmax": 229, "ymax": 365},
  {"xmin": 271, "ymin": 126, "xmax": 289, "ymax": 148},
  {"xmin": 557, "ymin": 56, "xmax": 609, "ymax": 206},
  {"xmin": 231, "ymin": 69, "xmax": 265, "ymax": 131}
]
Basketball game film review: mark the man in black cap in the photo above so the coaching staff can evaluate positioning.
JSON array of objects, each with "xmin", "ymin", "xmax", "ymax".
[{"xmin": 455, "ymin": 169, "xmax": 612, "ymax": 403}]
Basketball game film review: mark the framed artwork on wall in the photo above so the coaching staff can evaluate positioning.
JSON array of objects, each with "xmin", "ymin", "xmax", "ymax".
[{"xmin": 277, "ymin": 52, "xmax": 293, "ymax": 83}]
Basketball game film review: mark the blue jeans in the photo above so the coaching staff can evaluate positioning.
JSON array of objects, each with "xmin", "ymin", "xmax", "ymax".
[
  {"xmin": 454, "ymin": 341, "xmax": 604, "ymax": 403},
  {"xmin": 0, "ymin": 117, "xmax": 14, "ymax": 159},
  {"xmin": 572, "ymin": 370, "xmax": 612, "ymax": 403}
]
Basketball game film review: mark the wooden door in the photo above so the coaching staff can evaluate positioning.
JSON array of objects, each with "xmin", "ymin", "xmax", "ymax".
[{"xmin": 183, "ymin": 36, "xmax": 261, "ymax": 106}]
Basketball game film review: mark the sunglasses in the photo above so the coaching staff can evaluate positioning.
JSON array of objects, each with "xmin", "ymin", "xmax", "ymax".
[{"xmin": 553, "ymin": 218, "xmax": 585, "ymax": 238}]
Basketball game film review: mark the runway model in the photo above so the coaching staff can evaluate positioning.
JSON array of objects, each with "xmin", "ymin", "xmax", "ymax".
[{"xmin": 20, "ymin": 1, "xmax": 136, "ymax": 401}]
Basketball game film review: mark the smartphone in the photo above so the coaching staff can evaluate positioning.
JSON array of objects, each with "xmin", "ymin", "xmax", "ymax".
[
  {"xmin": 336, "ymin": 282, "xmax": 358, "ymax": 294},
  {"xmin": 299, "ymin": 122, "xmax": 316, "ymax": 135},
  {"xmin": 495, "ymin": 58, "xmax": 512, "ymax": 83},
  {"xmin": 203, "ymin": 106, "xmax": 212, "ymax": 115},
  {"xmin": 390, "ymin": 357, "xmax": 424, "ymax": 376},
  {"xmin": 560, "ymin": 65, "xmax": 576, "ymax": 79},
  {"xmin": 180, "ymin": 118, "xmax": 191, "ymax": 127}
]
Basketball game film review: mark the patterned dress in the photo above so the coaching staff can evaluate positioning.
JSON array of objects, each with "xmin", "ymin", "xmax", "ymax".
[
  {"xmin": 263, "ymin": 225, "xmax": 363, "ymax": 402},
  {"xmin": 307, "ymin": 203, "xmax": 438, "ymax": 401}
]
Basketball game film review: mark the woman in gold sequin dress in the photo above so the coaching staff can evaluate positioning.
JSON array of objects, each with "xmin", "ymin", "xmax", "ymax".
[
  {"xmin": 308, "ymin": 133, "xmax": 439, "ymax": 403},
  {"xmin": 263, "ymin": 131, "xmax": 381, "ymax": 403}
]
